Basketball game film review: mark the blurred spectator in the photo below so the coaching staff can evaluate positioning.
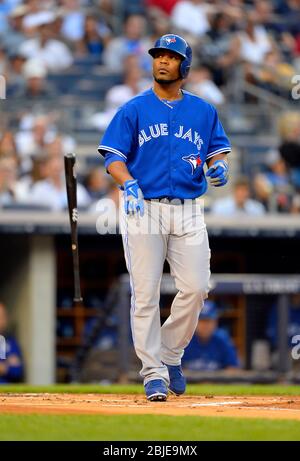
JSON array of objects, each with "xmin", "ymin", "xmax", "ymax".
[
  {"xmin": 237, "ymin": 10, "xmax": 273, "ymax": 66},
  {"xmin": 171, "ymin": 0, "xmax": 210, "ymax": 40},
  {"xmin": 182, "ymin": 300, "xmax": 240, "ymax": 371},
  {"xmin": 1, "ymin": 4, "xmax": 27, "ymax": 55},
  {"xmin": 185, "ymin": 66, "xmax": 225, "ymax": 105},
  {"xmin": 28, "ymin": 155, "xmax": 91, "ymax": 210},
  {"xmin": 254, "ymin": 49, "xmax": 296, "ymax": 96},
  {"xmin": 6, "ymin": 51, "xmax": 26, "ymax": 94},
  {"xmin": 146, "ymin": 0, "xmax": 179, "ymax": 16},
  {"xmin": 0, "ymin": 130, "xmax": 18, "ymax": 162},
  {"xmin": 278, "ymin": 111, "xmax": 300, "ymax": 190},
  {"xmin": 84, "ymin": 167, "xmax": 109, "ymax": 201},
  {"xmin": 103, "ymin": 14, "xmax": 151, "ymax": 73},
  {"xmin": 19, "ymin": 11, "xmax": 74, "ymax": 72},
  {"xmin": 200, "ymin": 12, "xmax": 240, "ymax": 87},
  {"xmin": 0, "ymin": 156, "xmax": 27, "ymax": 206},
  {"xmin": 253, "ymin": 150, "xmax": 293, "ymax": 212},
  {"xmin": 77, "ymin": 14, "xmax": 111, "ymax": 60},
  {"xmin": 60, "ymin": 0, "xmax": 85, "ymax": 43},
  {"xmin": 0, "ymin": 45, "xmax": 8, "ymax": 76},
  {"xmin": 15, "ymin": 57, "xmax": 57, "ymax": 99},
  {"xmin": 15, "ymin": 114, "xmax": 76, "ymax": 174},
  {"xmin": 89, "ymin": 60, "xmax": 151, "ymax": 129},
  {"xmin": 15, "ymin": 114, "xmax": 54, "ymax": 173},
  {"xmin": 17, "ymin": 153, "xmax": 49, "ymax": 199},
  {"xmin": 0, "ymin": 301, "xmax": 23, "ymax": 384},
  {"xmin": 211, "ymin": 177, "xmax": 266, "ymax": 216}
]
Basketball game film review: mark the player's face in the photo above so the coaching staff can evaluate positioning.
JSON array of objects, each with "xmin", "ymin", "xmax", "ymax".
[
  {"xmin": 196, "ymin": 319, "xmax": 217, "ymax": 341},
  {"xmin": 152, "ymin": 50, "xmax": 182, "ymax": 83}
]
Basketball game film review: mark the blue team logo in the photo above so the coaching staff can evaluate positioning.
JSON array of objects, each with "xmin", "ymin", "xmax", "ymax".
[
  {"xmin": 182, "ymin": 154, "xmax": 202, "ymax": 174},
  {"xmin": 165, "ymin": 36, "xmax": 176, "ymax": 45}
]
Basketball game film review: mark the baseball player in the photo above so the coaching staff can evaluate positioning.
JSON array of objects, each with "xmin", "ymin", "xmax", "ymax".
[{"xmin": 98, "ymin": 34, "xmax": 231, "ymax": 401}]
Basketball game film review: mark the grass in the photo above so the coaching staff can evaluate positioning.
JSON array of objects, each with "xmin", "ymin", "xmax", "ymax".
[
  {"xmin": 1, "ymin": 384, "xmax": 299, "ymax": 441},
  {"xmin": 0, "ymin": 414, "xmax": 300, "ymax": 441},
  {"xmin": 0, "ymin": 383, "xmax": 300, "ymax": 396}
]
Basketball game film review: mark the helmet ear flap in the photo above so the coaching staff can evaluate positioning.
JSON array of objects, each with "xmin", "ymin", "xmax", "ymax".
[{"xmin": 180, "ymin": 45, "xmax": 192, "ymax": 79}]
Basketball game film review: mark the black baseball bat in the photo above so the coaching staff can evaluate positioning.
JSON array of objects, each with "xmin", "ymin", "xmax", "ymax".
[{"xmin": 64, "ymin": 153, "xmax": 83, "ymax": 303}]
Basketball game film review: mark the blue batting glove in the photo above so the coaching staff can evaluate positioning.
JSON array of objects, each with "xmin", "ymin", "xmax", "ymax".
[
  {"xmin": 123, "ymin": 179, "xmax": 144, "ymax": 216},
  {"xmin": 206, "ymin": 160, "xmax": 229, "ymax": 187}
]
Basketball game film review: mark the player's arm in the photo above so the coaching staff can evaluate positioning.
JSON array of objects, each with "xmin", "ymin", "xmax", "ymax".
[
  {"xmin": 206, "ymin": 153, "xmax": 229, "ymax": 187},
  {"xmin": 107, "ymin": 160, "xmax": 133, "ymax": 187}
]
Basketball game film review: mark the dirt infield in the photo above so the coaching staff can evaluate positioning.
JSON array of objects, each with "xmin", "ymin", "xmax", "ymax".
[{"xmin": 1, "ymin": 393, "xmax": 300, "ymax": 420}]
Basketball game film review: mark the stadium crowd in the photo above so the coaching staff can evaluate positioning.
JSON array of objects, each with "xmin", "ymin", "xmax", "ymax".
[{"xmin": 0, "ymin": 0, "xmax": 300, "ymax": 213}]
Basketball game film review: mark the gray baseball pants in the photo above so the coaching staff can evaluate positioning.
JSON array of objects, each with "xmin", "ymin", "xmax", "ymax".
[{"xmin": 120, "ymin": 198, "xmax": 211, "ymax": 386}]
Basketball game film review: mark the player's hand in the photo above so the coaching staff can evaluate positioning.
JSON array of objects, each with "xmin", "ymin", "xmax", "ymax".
[
  {"xmin": 206, "ymin": 160, "xmax": 228, "ymax": 187},
  {"xmin": 123, "ymin": 179, "xmax": 144, "ymax": 216}
]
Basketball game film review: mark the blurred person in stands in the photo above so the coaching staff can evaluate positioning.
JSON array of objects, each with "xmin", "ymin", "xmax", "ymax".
[
  {"xmin": 253, "ymin": 150, "xmax": 293, "ymax": 213},
  {"xmin": 182, "ymin": 300, "xmax": 240, "ymax": 372},
  {"xmin": 0, "ymin": 45, "xmax": 8, "ymax": 76},
  {"xmin": 254, "ymin": 49, "xmax": 296, "ymax": 97},
  {"xmin": 15, "ymin": 57, "xmax": 57, "ymax": 99},
  {"xmin": 278, "ymin": 112, "xmax": 300, "ymax": 191},
  {"xmin": 28, "ymin": 155, "xmax": 91, "ymax": 210},
  {"xmin": 6, "ymin": 51, "xmax": 26, "ymax": 95},
  {"xmin": 0, "ymin": 156, "xmax": 28, "ymax": 206},
  {"xmin": 211, "ymin": 176, "xmax": 266, "ymax": 216},
  {"xmin": 0, "ymin": 4, "xmax": 27, "ymax": 55},
  {"xmin": 89, "ymin": 59, "xmax": 151, "ymax": 130},
  {"xmin": 15, "ymin": 114, "xmax": 76, "ymax": 174},
  {"xmin": 15, "ymin": 114, "xmax": 53, "ymax": 174},
  {"xmin": 185, "ymin": 66, "xmax": 225, "ymax": 105},
  {"xmin": 60, "ymin": 0, "xmax": 85, "ymax": 44},
  {"xmin": 17, "ymin": 153, "xmax": 48, "ymax": 199},
  {"xmin": 237, "ymin": 10, "xmax": 273, "ymax": 69},
  {"xmin": 145, "ymin": 0, "xmax": 179, "ymax": 16},
  {"xmin": 19, "ymin": 11, "xmax": 74, "ymax": 72},
  {"xmin": 103, "ymin": 14, "xmax": 151, "ymax": 73},
  {"xmin": 200, "ymin": 12, "xmax": 240, "ymax": 87},
  {"xmin": 84, "ymin": 167, "xmax": 109, "ymax": 201},
  {"xmin": 171, "ymin": 0, "xmax": 210, "ymax": 44},
  {"xmin": 0, "ymin": 131, "xmax": 18, "ymax": 163},
  {"xmin": 76, "ymin": 14, "xmax": 111, "ymax": 60},
  {"xmin": 0, "ymin": 302, "xmax": 23, "ymax": 384}
]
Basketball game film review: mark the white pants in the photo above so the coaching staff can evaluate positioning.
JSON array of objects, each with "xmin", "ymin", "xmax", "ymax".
[{"xmin": 120, "ymin": 199, "xmax": 211, "ymax": 386}]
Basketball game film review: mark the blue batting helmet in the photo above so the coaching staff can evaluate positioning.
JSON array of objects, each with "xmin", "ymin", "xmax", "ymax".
[{"xmin": 148, "ymin": 34, "xmax": 192, "ymax": 79}]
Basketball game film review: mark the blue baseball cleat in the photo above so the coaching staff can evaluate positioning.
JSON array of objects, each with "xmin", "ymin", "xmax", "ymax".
[
  {"xmin": 144, "ymin": 379, "xmax": 168, "ymax": 401},
  {"xmin": 165, "ymin": 364, "xmax": 186, "ymax": 395}
]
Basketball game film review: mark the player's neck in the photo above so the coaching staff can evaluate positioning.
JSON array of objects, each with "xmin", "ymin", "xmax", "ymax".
[{"xmin": 153, "ymin": 81, "xmax": 183, "ymax": 101}]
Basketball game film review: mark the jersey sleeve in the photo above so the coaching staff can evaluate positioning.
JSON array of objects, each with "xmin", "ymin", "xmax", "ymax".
[
  {"xmin": 98, "ymin": 104, "xmax": 135, "ymax": 162},
  {"xmin": 206, "ymin": 107, "xmax": 231, "ymax": 160}
]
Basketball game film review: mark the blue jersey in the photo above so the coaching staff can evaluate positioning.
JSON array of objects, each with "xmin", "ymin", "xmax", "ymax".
[
  {"xmin": 182, "ymin": 329, "xmax": 240, "ymax": 371},
  {"xmin": 0, "ymin": 335, "xmax": 23, "ymax": 384},
  {"xmin": 98, "ymin": 88, "xmax": 231, "ymax": 199}
]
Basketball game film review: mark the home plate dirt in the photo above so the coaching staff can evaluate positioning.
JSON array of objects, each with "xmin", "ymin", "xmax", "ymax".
[{"xmin": 1, "ymin": 394, "xmax": 300, "ymax": 420}]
